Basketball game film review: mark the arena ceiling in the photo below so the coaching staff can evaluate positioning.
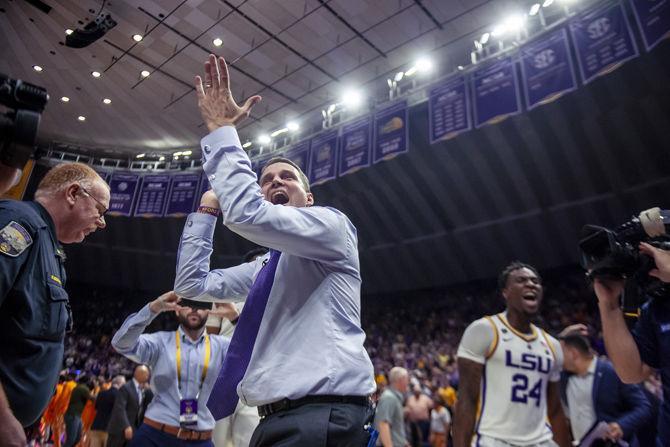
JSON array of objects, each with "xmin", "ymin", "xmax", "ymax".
[
  {"xmin": 1, "ymin": 0, "xmax": 523, "ymax": 154},
  {"xmin": 60, "ymin": 42, "xmax": 670, "ymax": 295}
]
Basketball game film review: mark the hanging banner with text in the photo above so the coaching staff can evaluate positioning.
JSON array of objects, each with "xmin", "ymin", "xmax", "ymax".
[
  {"xmin": 520, "ymin": 28, "xmax": 577, "ymax": 110},
  {"xmin": 630, "ymin": 0, "xmax": 670, "ymax": 51},
  {"xmin": 338, "ymin": 116, "xmax": 372, "ymax": 176},
  {"xmin": 108, "ymin": 173, "xmax": 140, "ymax": 217},
  {"xmin": 472, "ymin": 56, "xmax": 521, "ymax": 127},
  {"xmin": 569, "ymin": 2, "xmax": 638, "ymax": 84},
  {"xmin": 284, "ymin": 140, "xmax": 312, "ymax": 175},
  {"xmin": 165, "ymin": 173, "xmax": 201, "ymax": 217},
  {"xmin": 373, "ymin": 100, "xmax": 408, "ymax": 164},
  {"xmin": 134, "ymin": 174, "xmax": 170, "ymax": 217},
  {"xmin": 309, "ymin": 129, "xmax": 338, "ymax": 185},
  {"xmin": 429, "ymin": 75, "xmax": 471, "ymax": 143}
]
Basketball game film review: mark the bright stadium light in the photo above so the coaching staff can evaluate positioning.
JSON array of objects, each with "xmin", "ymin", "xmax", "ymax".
[
  {"xmin": 415, "ymin": 57, "xmax": 433, "ymax": 73},
  {"xmin": 258, "ymin": 134, "xmax": 271, "ymax": 145},
  {"xmin": 287, "ymin": 121, "xmax": 299, "ymax": 131},
  {"xmin": 158, "ymin": 156, "xmax": 165, "ymax": 161},
  {"xmin": 529, "ymin": 3, "xmax": 541, "ymax": 15},
  {"xmin": 341, "ymin": 88, "xmax": 363, "ymax": 108},
  {"xmin": 182, "ymin": 150, "xmax": 192, "ymax": 156},
  {"xmin": 394, "ymin": 71, "xmax": 404, "ymax": 82},
  {"xmin": 491, "ymin": 24, "xmax": 508, "ymax": 37},
  {"xmin": 136, "ymin": 153, "xmax": 145, "ymax": 159},
  {"xmin": 481, "ymin": 32, "xmax": 491, "ymax": 44},
  {"xmin": 505, "ymin": 15, "xmax": 526, "ymax": 32},
  {"xmin": 242, "ymin": 141, "xmax": 252, "ymax": 148},
  {"xmin": 543, "ymin": 0, "xmax": 555, "ymax": 7}
]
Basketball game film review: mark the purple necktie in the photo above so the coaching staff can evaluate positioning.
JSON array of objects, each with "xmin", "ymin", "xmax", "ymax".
[{"xmin": 207, "ymin": 249, "xmax": 281, "ymax": 419}]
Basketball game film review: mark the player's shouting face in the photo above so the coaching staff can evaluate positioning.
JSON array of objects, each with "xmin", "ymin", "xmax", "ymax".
[{"xmin": 502, "ymin": 267, "xmax": 543, "ymax": 316}]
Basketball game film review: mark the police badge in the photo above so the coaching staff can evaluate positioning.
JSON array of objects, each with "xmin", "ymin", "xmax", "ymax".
[{"xmin": 0, "ymin": 221, "xmax": 33, "ymax": 257}]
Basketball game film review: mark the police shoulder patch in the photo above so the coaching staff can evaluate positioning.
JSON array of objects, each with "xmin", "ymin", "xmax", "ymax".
[{"xmin": 0, "ymin": 221, "xmax": 33, "ymax": 257}]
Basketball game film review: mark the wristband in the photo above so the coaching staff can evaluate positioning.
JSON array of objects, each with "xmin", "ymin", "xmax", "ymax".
[{"xmin": 197, "ymin": 206, "xmax": 220, "ymax": 217}]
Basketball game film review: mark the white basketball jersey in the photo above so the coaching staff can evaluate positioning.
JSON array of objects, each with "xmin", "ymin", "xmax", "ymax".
[{"xmin": 473, "ymin": 313, "xmax": 560, "ymax": 446}]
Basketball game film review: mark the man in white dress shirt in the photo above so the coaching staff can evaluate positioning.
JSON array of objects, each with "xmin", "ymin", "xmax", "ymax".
[{"xmin": 174, "ymin": 54, "xmax": 376, "ymax": 446}]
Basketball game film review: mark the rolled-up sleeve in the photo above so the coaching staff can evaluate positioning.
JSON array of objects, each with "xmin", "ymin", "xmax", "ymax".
[
  {"xmin": 200, "ymin": 126, "xmax": 352, "ymax": 265},
  {"xmin": 111, "ymin": 304, "xmax": 160, "ymax": 365},
  {"xmin": 174, "ymin": 211, "xmax": 258, "ymax": 302}
]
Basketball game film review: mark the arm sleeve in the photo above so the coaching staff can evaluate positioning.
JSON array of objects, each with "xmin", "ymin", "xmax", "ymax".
[
  {"xmin": 631, "ymin": 302, "xmax": 659, "ymax": 368},
  {"xmin": 457, "ymin": 318, "xmax": 496, "ymax": 365},
  {"xmin": 200, "ymin": 126, "xmax": 352, "ymax": 264},
  {"xmin": 0, "ymin": 211, "xmax": 33, "ymax": 307},
  {"xmin": 615, "ymin": 381, "xmax": 653, "ymax": 438},
  {"xmin": 375, "ymin": 394, "xmax": 395, "ymax": 424},
  {"xmin": 111, "ymin": 305, "xmax": 161, "ymax": 365},
  {"xmin": 173, "ymin": 212, "xmax": 259, "ymax": 302}
]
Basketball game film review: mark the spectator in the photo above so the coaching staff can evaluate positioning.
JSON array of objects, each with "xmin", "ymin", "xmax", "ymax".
[
  {"xmin": 406, "ymin": 384, "xmax": 433, "ymax": 447},
  {"xmin": 374, "ymin": 367, "xmax": 409, "ymax": 447},
  {"xmin": 106, "ymin": 365, "xmax": 151, "ymax": 447},
  {"xmin": 429, "ymin": 397, "xmax": 451, "ymax": 447},
  {"xmin": 63, "ymin": 375, "xmax": 95, "ymax": 447},
  {"xmin": 89, "ymin": 375, "xmax": 126, "ymax": 447}
]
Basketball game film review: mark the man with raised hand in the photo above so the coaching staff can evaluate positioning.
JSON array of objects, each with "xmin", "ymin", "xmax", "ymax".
[{"xmin": 174, "ymin": 54, "xmax": 375, "ymax": 446}]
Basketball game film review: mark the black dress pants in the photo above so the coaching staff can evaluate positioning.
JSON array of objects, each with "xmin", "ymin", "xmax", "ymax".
[{"xmin": 250, "ymin": 402, "xmax": 373, "ymax": 447}]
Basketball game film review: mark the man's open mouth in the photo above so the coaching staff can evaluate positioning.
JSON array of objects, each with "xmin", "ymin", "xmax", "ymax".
[{"xmin": 271, "ymin": 191, "xmax": 289, "ymax": 205}]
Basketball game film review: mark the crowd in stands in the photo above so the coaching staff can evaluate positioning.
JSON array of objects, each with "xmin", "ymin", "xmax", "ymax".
[{"xmin": 38, "ymin": 266, "xmax": 662, "ymax": 446}]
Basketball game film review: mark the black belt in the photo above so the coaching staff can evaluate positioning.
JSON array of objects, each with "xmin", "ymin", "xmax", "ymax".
[{"xmin": 258, "ymin": 394, "xmax": 370, "ymax": 418}]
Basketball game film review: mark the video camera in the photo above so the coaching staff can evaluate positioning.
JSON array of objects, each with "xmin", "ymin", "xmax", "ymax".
[
  {"xmin": 579, "ymin": 207, "xmax": 670, "ymax": 314},
  {"xmin": 0, "ymin": 73, "xmax": 49, "ymax": 170}
]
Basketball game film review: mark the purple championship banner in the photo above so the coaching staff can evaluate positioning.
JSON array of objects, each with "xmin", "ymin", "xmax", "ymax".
[
  {"xmin": 569, "ymin": 2, "xmax": 638, "ymax": 84},
  {"xmin": 338, "ymin": 115, "xmax": 372, "ymax": 176},
  {"xmin": 308, "ymin": 129, "xmax": 338, "ymax": 185},
  {"xmin": 630, "ymin": 0, "xmax": 670, "ymax": 51},
  {"xmin": 473, "ymin": 56, "xmax": 521, "ymax": 128},
  {"xmin": 107, "ymin": 173, "xmax": 140, "ymax": 217},
  {"xmin": 520, "ymin": 28, "xmax": 577, "ymax": 110},
  {"xmin": 284, "ymin": 140, "xmax": 312, "ymax": 174},
  {"xmin": 134, "ymin": 174, "xmax": 171, "ymax": 217},
  {"xmin": 373, "ymin": 100, "xmax": 408, "ymax": 164},
  {"xmin": 165, "ymin": 173, "xmax": 201, "ymax": 217},
  {"xmin": 428, "ymin": 75, "xmax": 471, "ymax": 143}
]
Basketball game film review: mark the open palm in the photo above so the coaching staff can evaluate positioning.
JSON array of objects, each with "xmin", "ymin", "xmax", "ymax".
[{"xmin": 195, "ymin": 54, "xmax": 261, "ymax": 132}]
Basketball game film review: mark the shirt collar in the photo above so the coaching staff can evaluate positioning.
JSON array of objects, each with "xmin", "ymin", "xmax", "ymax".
[
  {"xmin": 31, "ymin": 201, "xmax": 57, "ymax": 237},
  {"xmin": 178, "ymin": 325, "xmax": 206, "ymax": 344},
  {"xmin": 587, "ymin": 357, "xmax": 597, "ymax": 374}
]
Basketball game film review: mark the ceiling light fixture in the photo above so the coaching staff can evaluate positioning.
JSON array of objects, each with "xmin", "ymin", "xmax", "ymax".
[
  {"xmin": 213, "ymin": 38, "xmax": 223, "ymax": 47},
  {"xmin": 61, "ymin": 96, "xmax": 70, "ymax": 102},
  {"xmin": 136, "ymin": 153, "xmax": 145, "ymax": 159},
  {"xmin": 415, "ymin": 57, "xmax": 433, "ymax": 73},
  {"xmin": 103, "ymin": 98, "xmax": 112, "ymax": 104},
  {"xmin": 481, "ymin": 32, "xmax": 491, "ymax": 44},
  {"xmin": 257, "ymin": 135, "xmax": 271, "ymax": 145},
  {"xmin": 529, "ymin": 3, "xmax": 541, "ymax": 15},
  {"xmin": 158, "ymin": 156, "xmax": 165, "ymax": 161},
  {"xmin": 91, "ymin": 71, "xmax": 101, "ymax": 78},
  {"xmin": 287, "ymin": 121, "xmax": 299, "ymax": 131},
  {"xmin": 140, "ymin": 70, "xmax": 150, "ymax": 78},
  {"xmin": 542, "ymin": 0, "xmax": 555, "ymax": 7},
  {"xmin": 65, "ymin": 29, "xmax": 74, "ymax": 35},
  {"xmin": 132, "ymin": 34, "xmax": 143, "ymax": 42},
  {"xmin": 341, "ymin": 89, "xmax": 364, "ymax": 107},
  {"xmin": 77, "ymin": 116, "xmax": 86, "ymax": 121},
  {"xmin": 242, "ymin": 141, "xmax": 252, "ymax": 148},
  {"xmin": 33, "ymin": 65, "xmax": 43, "ymax": 72}
]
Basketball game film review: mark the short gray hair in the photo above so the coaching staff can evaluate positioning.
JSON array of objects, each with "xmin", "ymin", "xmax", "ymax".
[
  {"xmin": 389, "ymin": 367, "xmax": 408, "ymax": 384},
  {"xmin": 111, "ymin": 375, "xmax": 126, "ymax": 388}
]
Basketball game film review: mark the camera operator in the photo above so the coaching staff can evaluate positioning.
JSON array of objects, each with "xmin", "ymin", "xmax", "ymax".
[
  {"xmin": 0, "ymin": 162, "xmax": 109, "ymax": 446},
  {"xmin": 594, "ymin": 242, "xmax": 670, "ymax": 447}
]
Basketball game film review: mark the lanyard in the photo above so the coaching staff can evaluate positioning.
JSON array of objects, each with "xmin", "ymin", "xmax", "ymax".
[{"xmin": 175, "ymin": 330, "xmax": 211, "ymax": 399}]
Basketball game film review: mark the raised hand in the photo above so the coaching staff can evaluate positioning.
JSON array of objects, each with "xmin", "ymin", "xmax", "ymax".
[
  {"xmin": 209, "ymin": 302, "xmax": 240, "ymax": 322},
  {"xmin": 195, "ymin": 54, "xmax": 262, "ymax": 131},
  {"xmin": 639, "ymin": 242, "xmax": 670, "ymax": 283},
  {"xmin": 149, "ymin": 291, "xmax": 184, "ymax": 314}
]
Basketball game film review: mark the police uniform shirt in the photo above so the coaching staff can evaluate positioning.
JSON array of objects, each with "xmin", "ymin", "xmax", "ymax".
[
  {"xmin": 631, "ymin": 298, "xmax": 670, "ymax": 445},
  {"xmin": 0, "ymin": 199, "xmax": 70, "ymax": 427}
]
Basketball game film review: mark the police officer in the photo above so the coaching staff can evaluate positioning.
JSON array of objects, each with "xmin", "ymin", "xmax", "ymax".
[{"xmin": 0, "ymin": 162, "xmax": 109, "ymax": 446}]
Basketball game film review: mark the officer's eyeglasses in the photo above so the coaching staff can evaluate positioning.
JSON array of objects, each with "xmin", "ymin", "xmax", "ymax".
[{"xmin": 79, "ymin": 185, "xmax": 108, "ymax": 220}]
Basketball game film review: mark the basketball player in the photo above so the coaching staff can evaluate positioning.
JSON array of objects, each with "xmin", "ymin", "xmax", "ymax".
[{"xmin": 453, "ymin": 262, "xmax": 570, "ymax": 447}]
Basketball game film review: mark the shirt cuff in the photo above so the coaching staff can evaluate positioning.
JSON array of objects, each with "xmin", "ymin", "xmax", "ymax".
[
  {"xmin": 200, "ymin": 126, "xmax": 241, "ymax": 162},
  {"xmin": 184, "ymin": 212, "xmax": 217, "ymax": 239}
]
